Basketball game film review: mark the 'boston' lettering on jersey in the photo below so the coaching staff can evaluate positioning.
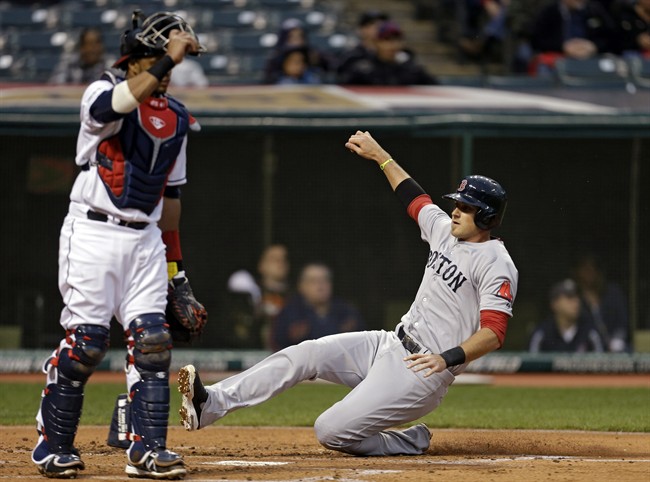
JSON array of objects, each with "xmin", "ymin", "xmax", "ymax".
[{"xmin": 426, "ymin": 250, "xmax": 467, "ymax": 292}]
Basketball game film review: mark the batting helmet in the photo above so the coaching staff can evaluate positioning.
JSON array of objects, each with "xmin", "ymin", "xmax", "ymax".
[
  {"xmin": 113, "ymin": 10, "xmax": 205, "ymax": 70},
  {"xmin": 442, "ymin": 175, "xmax": 507, "ymax": 230}
]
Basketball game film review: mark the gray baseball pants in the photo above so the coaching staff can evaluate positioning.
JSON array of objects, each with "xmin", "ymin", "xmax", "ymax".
[{"xmin": 200, "ymin": 329, "xmax": 455, "ymax": 456}]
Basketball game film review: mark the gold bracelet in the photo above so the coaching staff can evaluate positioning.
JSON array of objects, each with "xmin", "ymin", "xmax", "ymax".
[{"xmin": 380, "ymin": 158, "xmax": 394, "ymax": 170}]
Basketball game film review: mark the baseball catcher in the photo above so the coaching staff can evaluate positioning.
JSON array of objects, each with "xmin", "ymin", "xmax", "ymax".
[{"xmin": 31, "ymin": 10, "xmax": 206, "ymax": 479}]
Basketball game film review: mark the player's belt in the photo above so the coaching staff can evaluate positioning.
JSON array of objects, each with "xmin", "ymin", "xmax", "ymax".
[
  {"xmin": 87, "ymin": 210, "xmax": 149, "ymax": 230},
  {"xmin": 398, "ymin": 327, "xmax": 422, "ymax": 354}
]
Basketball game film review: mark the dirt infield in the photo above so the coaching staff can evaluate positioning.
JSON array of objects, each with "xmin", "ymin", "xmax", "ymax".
[
  {"xmin": 2, "ymin": 373, "xmax": 648, "ymax": 480},
  {"xmin": 1, "ymin": 426, "xmax": 648, "ymax": 481}
]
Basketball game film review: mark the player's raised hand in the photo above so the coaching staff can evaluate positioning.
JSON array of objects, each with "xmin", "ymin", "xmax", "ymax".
[
  {"xmin": 404, "ymin": 353, "xmax": 448, "ymax": 377},
  {"xmin": 166, "ymin": 29, "xmax": 200, "ymax": 64},
  {"xmin": 345, "ymin": 130, "xmax": 392, "ymax": 165}
]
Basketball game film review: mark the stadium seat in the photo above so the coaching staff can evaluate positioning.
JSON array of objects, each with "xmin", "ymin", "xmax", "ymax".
[
  {"xmin": 190, "ymin": 0, "xmax": 250, "ymax": 9},
  {"xmin": 9, "ymin": 31, "xmax": 71, "ymax": 54},
  {"xmin": 62, "ymin": 9, "xmax": 119, "ymax": 29},
  {"xmin": 22, "ymin": 53, "xmax": 62, "ymax": 82},
  {"xmin": 102, "ymin": 31, "xmax": 124, "ymax": 55},
  {"xmin": 258, "ymin": 0, "xmax": 309, "ymax": 9},
  {"xmin": 486, "ymin": 75, "xmax": 557, "ymax": 90},
  {"xmin": 196, "ymin": 54, "xmax": 236, "ymax": 76},
  {"xmin": 121, "ymin": 1, "xmax": 172, "ymax": 14},
  {"xmin": 204, "ymin": 9, "xmax": 258, "ymax": 29},
  {"xmin": 275, "ymin": 10, "xmax": 329, "ymax": 31},
  {"xmin": 0, "ymin": 54, "xmax": 15, "ymax": 79},
  {"xmin": 237, "ymin": 54, "xmax": 269, "ymax": 82},
  {"xmin": 310, "ymin": 33, "xmax": 352, "ymax": 54},
  {"xmin": 437, "ymin": 75, "xmax": 485, "ymax": 87},
  {"xmin": 627, "ymin": 56, "xmax": 650, "ymax": 89},
  {"xmin": 0, "ymin": 7, "xmax": 48, "ymax": 30},
  {"xmin": 230, "ymin": 32, "xmax": 278, "ymax": 52},
  {"xmin": 555, "ymin": 56, "xmax": 630, "ymax": 88}
]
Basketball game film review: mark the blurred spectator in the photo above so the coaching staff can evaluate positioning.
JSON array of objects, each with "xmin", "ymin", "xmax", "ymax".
[
  {"xmin": 274, "ymin": 46, "xmax": 322, "ymax": 85},
  {"xmin": 337, "ymin": 21, "xmax": 439, "ymax": 85},
  {"xmin": 336, "ymin": 10, "xmax": 389, "ymax": 76},
  {"xmin": 169, "ymin": 58, "xmax": 209, "ymax": 88},
  {"xmin": 270, "ymin": 263, "xmax": 364, "ymax": 351},
  {"xmin": 263, "ymin": 18, "xmax": 335, "ymax": 84},
  {"xmin": 529, "ymin": 0, "xmax": 619, "ymax": 73},
  {"xmin": 616, "ymin": 0, "xmax": 650, "ymax": 55},
  {"xmin": 224, "ymin": 244, "xmax": 291, "ymax": 349},
  {"xmin": 529, "ymin": 279, "xmax": 605, "ymax": 353},
  {"xmin": 507, "ymin": 0, "xmax": 554, "ymax": 71},
  {"xmin": 574, "ymin": 255, "xmax": 630, "ymax": 352},
  {"xmin": 49, "ymin": 28, "xmax": 108, "ymax": 85},
  {"xmin": 458, "ymin": 0, "xmax": 511, "ymax": 64}
]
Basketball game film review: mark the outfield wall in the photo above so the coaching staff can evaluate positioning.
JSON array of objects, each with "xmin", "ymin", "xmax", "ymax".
[
  {"xmin": 1, "ymin": 85, "xmax": 648, "ymax": 352},
  {"xmin": 1, "ymin": 349, "xmax": 649, "ymax": 374}
]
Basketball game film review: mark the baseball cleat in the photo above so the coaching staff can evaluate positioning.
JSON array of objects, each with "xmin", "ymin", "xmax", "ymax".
[
  {"xmin": 32, "ymin": 438, "xmax": 85, "ymax": 479},
  {"xmin": 125, "ymin": 447, "xmax": 186, "ymax": 479},
  {"xmin": 178, "ymin": 365, "xmax": 208, "ymax": 431}
]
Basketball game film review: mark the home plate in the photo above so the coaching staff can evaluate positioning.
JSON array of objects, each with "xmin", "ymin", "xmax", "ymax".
[{"xmin": 202, "ymin": 460, "xmax": 292, "ymax": 466}]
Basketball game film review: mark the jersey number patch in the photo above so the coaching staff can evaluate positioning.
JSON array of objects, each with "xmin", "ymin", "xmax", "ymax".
[{"xmin": 496, "ymin": 280, "xmax": 513, "ymax": 302}]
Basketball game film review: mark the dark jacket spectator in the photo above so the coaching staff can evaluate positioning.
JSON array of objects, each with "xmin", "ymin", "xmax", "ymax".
[
  {"xmin": 224, "ymin": 244, "xmax": 291, "ymax": 349},
  {"xmin": 617, "ymin": 0, "xmax": 650, "ymax": 54},
  {"xmin": 530, "ymin": 0, "xmax": 619, "ymax": 57},
  {"xmin": 270, "ymin": 263, "xmax": 364, "ymax": 350},
  {"xmin": 574, "ymin": 255, "xmax": 630, "ymax": 352},
  {"xmin": 337, "ymin": 21, "xmax": 438, "ymax": 85},
  {"xmin": 336, "ymin": 10, "xmax": 389, "ymax": 76},
  {"xmin": 529, "ymin": 279, "xmax": 605, "ymax": 353}
]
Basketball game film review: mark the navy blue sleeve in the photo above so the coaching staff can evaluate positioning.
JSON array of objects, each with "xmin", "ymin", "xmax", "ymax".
[{"xmin": 89, "ymin": 89, "xmax": 126, "ymax": 124}]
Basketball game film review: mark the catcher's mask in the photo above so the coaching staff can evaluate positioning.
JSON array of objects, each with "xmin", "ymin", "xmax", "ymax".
[{"xmin": 113, "ymin": 10, "xmax": 205, "ymax": 70}]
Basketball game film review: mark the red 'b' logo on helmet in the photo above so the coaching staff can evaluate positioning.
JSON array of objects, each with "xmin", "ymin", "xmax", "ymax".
[{"xmin": 458, "ymin": 179, "xmax": 467, "ymax": 192}]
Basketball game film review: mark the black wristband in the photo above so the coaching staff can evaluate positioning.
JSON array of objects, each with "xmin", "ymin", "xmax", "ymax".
[
  {"xmin": 164, "ymin": 185, "xmax": 181, "ymax": 199},
  {"xmin": 440, "ymin": 346, "xmax": 466, "ymax": 368},
  {"xmin": 395, "ymin": 178, "xmax": 427, "ymax": 208},
  {"xmin": 147, "ymin": 55, "xmax": 176, "ymax": 81}
]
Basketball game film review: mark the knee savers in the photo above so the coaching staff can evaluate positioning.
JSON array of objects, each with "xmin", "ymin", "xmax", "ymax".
[
  {"xmin": 130, "ymin": 313, "xmax": 172, "ymax": 378},
  {"xmin": 57, "ymin": 324, "xmax": 110, "ymax": 384}
]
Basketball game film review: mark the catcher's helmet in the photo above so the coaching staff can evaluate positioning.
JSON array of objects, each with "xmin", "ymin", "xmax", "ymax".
[
  {"xmin": 442, "ymin": 175, "xmax": 507, "ymax": 230},
  {"xmin": 113, "ymin": 10, "xmax": 205, "ymax": 70}
]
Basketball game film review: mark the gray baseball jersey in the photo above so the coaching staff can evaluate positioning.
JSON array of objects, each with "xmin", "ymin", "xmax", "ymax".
[
  {"xmin": 398, "ymin": 203, "xmax": 518, "ymax": 375},
  {"xmin": 196, "ymin": 201, "xmax": 518, "ymax": 456}
]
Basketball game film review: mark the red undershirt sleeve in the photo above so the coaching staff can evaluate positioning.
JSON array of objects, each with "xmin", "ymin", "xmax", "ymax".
[
  {"xmin": 161, "ymin": 230, "xmax": 182, "ymax": 261},
  {"xmin": 480, "ymin": 309, "xmax": 509, "ymax": 348},
  {"xmin": 407, "ymin": 194, "xmax": 433, "ymax": 222}
]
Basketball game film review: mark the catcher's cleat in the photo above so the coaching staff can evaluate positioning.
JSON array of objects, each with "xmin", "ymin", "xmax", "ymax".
[
  {"xmin": 125, "ymin": 447, "xmax": 186, "ymax": 479},
  {"xmin": 32, "ymin": 438, "xmax": 85, "ymax": 479},
  {"xmin": 178, "ymin": 365, "xmax": 207, "ymax": 431}
]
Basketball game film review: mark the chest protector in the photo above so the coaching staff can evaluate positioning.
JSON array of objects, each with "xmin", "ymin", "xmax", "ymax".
[{"xmin": 96, "ymin": 96, "xmax": 189, "ymax": 214}]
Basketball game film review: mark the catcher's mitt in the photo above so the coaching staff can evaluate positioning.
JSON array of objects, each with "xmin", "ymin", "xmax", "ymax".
[{"xmin": 166, "ymin": 277, "xmax": 207, "ymax": 342}]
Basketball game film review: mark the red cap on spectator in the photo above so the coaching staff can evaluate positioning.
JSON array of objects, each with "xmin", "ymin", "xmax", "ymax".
[{"xmin": 377, "ymin": 21, "xmax": 403, "ymax": 40}]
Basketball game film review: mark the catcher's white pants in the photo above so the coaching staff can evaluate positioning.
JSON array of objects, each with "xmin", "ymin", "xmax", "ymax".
[
  {"xmin": 57, "ymin": 208, "xmax": 167, "ymax": 390},
  {"xmin": 201, "ymin": 329, "xmax": 455, "ymax": 456},
  {"xmin": 58, "ymin": 209, "xmax": 167, "ymax": 332}
]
